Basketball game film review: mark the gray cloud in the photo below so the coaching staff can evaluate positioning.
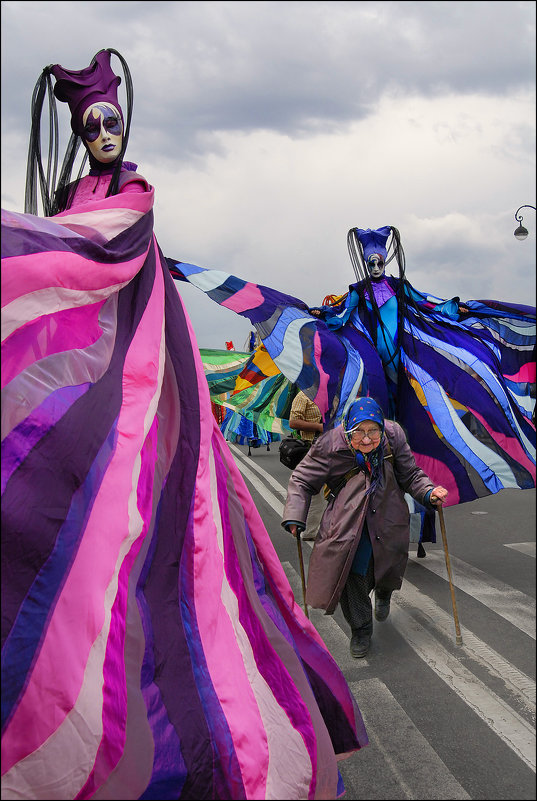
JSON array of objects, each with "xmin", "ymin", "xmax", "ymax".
[
  {"xmin": 2, "ymin": 1, "xmax": 535, "ymax": 163},
  {"xmin": 1, "ymin": 1, "xmax": 535, "ymax": 350}
]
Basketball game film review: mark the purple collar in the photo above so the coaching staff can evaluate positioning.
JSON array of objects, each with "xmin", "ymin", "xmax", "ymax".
[
  {"xmin": 89, "ymin": 160, "xmax": 138, "ymax": 176},
  {"xmin": 364, "ymin": 278, "xmax": 396, "ymax": 306}
]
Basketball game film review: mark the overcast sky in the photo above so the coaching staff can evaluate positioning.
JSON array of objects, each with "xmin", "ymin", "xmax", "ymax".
[{"xmin": 2, "ymin": 0, "xmax": 535, "ymax": 349}]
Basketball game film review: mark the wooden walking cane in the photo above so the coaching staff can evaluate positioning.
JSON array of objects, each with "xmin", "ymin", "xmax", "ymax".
[
  {"xmin": 295, "ymin": 529, "xmax": 309, "ymax": 618},
  {"xmin": 437, "ymin": 505, "xmax": 463, "ymax": 646}
]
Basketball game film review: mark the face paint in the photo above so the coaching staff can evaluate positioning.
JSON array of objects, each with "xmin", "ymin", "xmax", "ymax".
[
  {"xmin": 82, "ymin": 102, "xmax": 123, "ymax": 163},
  {"xmin": 367, "ymin": 253, "xmax": 385, "ymax": 279}
]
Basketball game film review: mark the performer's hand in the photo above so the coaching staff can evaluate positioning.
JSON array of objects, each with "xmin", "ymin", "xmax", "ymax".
[{"xmin": 430, "ymin": 486, "xmax": 448, "ymax": 506}]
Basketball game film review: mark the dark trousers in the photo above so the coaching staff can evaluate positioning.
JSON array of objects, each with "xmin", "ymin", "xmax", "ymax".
[
  {"xmin": 339, "ymin": 556, "xmax": 394, "ymax": 635},
  {"xmin": 340, "ymin": 557, "xmax": 375, "ymax": 636}
]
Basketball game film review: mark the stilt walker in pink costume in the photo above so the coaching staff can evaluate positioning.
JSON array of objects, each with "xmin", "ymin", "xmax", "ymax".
[{"xmin": 1, "ymin": 48, "xmax": 367, "ymax": 800}]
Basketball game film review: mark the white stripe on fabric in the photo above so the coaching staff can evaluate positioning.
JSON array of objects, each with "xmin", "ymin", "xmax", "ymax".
[
  {"xmin": 55, "ymin": 207, "xmax": 146, "ymax": 243},
  {"xmin": 2, "ymin": 267, "xmax": 167, "ymax": 798},
  {"xmin": 277, "ymin": 316, "xmax": 318, "ymax": 383},
  {"xmin": 207, "ymin": 448, "xmax": 311, "ymax": 799},
  {"xmin": 488, "ymin": 319, "xmax": 536, "ymax": 336},
  {"xmin": 466, "ymin": 320, "xmax": 536, "ymax": 351},
  {"xmin": 186, "ymin": 268, "xmax": 232, "ymax": 292},
  {"xmin": 2, "ymin": 282, "xmax": 129, "ymax": 341},
  {"xmin": 338, "ymin": 371, "xmax": 365, "ymax": 422},
  {"xmin": 403, "ymin": 323, "xmax": 535, "ymax": 462},
  {"xmin": 404, "ymin": 356, "xmax": 519, "ymax": 491},
  {"xmin": 403, "ymin": 318, "xmax": 504, "ymax": 392},
  {"xmin": 507, "ymin": 388, "xmax": 535, "ymax": 417},
  {"xmin": 2, "ymin": 295, "xmax": 118, "ymax": 440}
]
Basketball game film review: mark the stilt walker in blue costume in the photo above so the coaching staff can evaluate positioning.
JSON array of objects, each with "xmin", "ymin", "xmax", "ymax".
[
  {"xmin": 310, "ymin": 226, "xmax": 471, "ymax": 551},
  {"xmin": 168, "ymin": 225, "xmax": 536, "ymax": 530}
]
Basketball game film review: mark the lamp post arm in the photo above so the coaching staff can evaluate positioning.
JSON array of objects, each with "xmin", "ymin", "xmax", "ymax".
[{"xmin": 515, "ymin": 205, "xmax": 536, "ymax": 223}]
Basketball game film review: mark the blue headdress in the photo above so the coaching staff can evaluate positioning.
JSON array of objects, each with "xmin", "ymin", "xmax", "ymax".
[
  {"xmin": 354, "ymin": 227, "xmax": 391, "ymax": 262},
  {"xmin": 346, "ymin": 225, "xmax": 407, "ymax": 284}
]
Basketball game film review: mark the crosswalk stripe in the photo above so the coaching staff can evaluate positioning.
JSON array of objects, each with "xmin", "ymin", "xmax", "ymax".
[
  {"xmin": 284, "ymin": 558, "xmax": 473, "ymax": 798},
  {"xmin": 283, "ymin": 559, "xmax": 535, "ymax": 773},
  {"xmin": 228, "ymin": 442, "xmax": 288, "ymax": 498},
  {"xmin": 231, "ymin": 446, "xmax": 285, "ymax": 515},
  {"xmin": 398, "ymin": 580, "xmax": 536, "ymax": 711},
  {"xmin": 408, "ymin": 550, "xmax": 535, "ymax": 640},
  {"xmin": 388, "ymin": 600, "xmax": 536, "ymax": 772},
  {"xmin": 232, "ymin": 452, "xmax": 536, "ymax": 648},
  {"xmin": 232, "ymin": 448, "xmax": 536, "ymax": 770},
  {"xmin": 504, "ymin": 542, "xmax": 536, "ymax": 558},
  {"xmin": 345, "ymin": 678, "xmax": 471, "ymax": 800}
]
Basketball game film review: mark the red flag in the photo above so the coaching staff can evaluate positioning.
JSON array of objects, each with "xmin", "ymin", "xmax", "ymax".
[{"xmin": 225, "ymin": 341, "xmax": 235, "ymax": 350}]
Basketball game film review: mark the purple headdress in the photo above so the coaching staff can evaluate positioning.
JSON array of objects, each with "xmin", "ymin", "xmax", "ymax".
[
  {"xmin": 25, "ymin": 48, "xmax": 133, "ymax": 216},
  {"xmin": 51, "ymin": 49, "xmax": 123, "ymax": 137}
]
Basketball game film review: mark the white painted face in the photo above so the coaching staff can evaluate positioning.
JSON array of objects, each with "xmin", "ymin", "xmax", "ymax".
[
  {"xmin": 82, "ymin": 102, "xmax": 123, "ymax": 164},
  {"xmin": 367, "ymin": 253, "xmax": 385, "ymax": 279}
]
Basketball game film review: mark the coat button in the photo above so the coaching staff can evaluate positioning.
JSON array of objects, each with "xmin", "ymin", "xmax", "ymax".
[
  {"xmin": 375, "ymin": 535, "xmax": 380, "ymax": 541},
  {"xmin": 371, "ymin": 508, "xmax": 376, "ymax": 513}
]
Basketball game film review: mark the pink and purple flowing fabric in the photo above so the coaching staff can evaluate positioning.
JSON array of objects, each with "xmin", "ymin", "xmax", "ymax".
[
  {"xmin": 168, "ymin": 262, "xmax": 536, "ymax": 507},
  {"xmin": 1, "ymin": 188, "xmax": 367, "ymax": 799}
]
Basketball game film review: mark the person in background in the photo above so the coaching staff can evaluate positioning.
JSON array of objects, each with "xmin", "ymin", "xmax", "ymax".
[
  {"xmin": 288, "ymin": 389, "xmax": 325, "ymax": 540},
  {"xmin": 282, "ymin": 397, "xmax": 448, "ymax": 658}
]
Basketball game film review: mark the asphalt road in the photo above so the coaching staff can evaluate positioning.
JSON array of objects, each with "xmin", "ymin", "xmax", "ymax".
[{"xmin": 228, "ymin": 440, "xmax": 536, "ymax": 801}]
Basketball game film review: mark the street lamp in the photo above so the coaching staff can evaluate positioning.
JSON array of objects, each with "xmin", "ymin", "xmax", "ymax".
[{"xmin": 513, "ymin": 205, "xmax": 536, "ymax": 240}]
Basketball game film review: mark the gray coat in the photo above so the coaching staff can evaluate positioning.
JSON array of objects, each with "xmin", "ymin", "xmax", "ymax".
[{"xmin": 282, "ymin": 420, "xmax": 435, "ymax": 613}]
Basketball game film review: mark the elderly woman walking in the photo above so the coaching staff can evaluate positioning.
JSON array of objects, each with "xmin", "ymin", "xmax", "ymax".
[{"xmin": 283, "ymin": 397, "xmax": 448, "ymax": 658}]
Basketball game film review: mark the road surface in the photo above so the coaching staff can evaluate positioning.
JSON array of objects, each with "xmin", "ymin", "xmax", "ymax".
[{"xmin": 229, "ymin": 440, "xmax": 536, "ymax": 801}]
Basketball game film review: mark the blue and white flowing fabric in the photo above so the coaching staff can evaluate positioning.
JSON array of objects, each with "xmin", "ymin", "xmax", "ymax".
[{"xmin": 168, "ymin": 261, "xmax": 536, "ymax": 507}]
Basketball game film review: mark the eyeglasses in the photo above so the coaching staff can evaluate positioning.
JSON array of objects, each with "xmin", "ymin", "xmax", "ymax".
[{"xmin": 348, "ymin": 427, "xmax": 382, "ymax": 441}]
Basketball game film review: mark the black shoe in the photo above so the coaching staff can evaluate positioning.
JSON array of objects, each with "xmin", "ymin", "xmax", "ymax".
[
  {"xmin": 374, "ymin": 592, "xmax": 392, "ymax": 622},
  {"xmin": 417, "ymin": 542, "xmax": 426, "ymax": 558},
  {"xmin": 350, "ymin": 632, "xmax": 371, "ymax": 658}
]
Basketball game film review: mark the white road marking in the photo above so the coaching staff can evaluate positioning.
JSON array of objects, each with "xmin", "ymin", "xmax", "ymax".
[
  {"xmin": 504, "ymin": 541, "xmax": 536, "ymax": 558},
  {"xmin": 229, "ymin": 442, "xmax": 287, "ymax": 508},
  {"xmin": 409, "ymin": 550, "xmax": 535, "ymax": 639},
  {"xmin": 399, "ymin": 580, "xmax": 536, "ymax": 712},
  {"xmin": 232, "ymin": 449, "xmax": 536, "ymax": 772},
  {"xmin": 389, "ymin": 599, "xmax": 536, "ymax": 772},
  {"xmin": 347, "ymin": 678, "xmax": 472, "ymax": 800},
  {"xmin": 230, "ymin": 445, "xmax": 285, "ymax": 515}
]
